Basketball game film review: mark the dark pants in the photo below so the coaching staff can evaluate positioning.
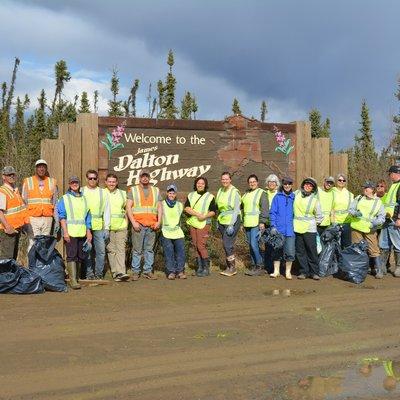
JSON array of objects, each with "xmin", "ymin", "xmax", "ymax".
[
  {"xmin": 65, "ymin": 236, "xmax": 86, "ymax": 262},
  {"xmin": 218, "ymin": 218, "xmax": 241, "ymax": 257},
  {"xmin": 339, "ymin": 223, "xmax": 352, "ymax": 249},
  {"xmin": 189, "ymin": 225, "xmax": 211, "ymax": 259},
  {"xmin": 295, "ymin": 232, "xmax": 319, "ymax": 277},
  {"xmin": 0, "ymin": 230, "xmax": 20, "ymax": 260},
  {"xmin": 162, "ymin": 236, "xmax": 186, "ymax": 274}
]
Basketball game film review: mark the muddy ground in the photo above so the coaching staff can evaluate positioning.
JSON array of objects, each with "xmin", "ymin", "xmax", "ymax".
[{"xmin": 1, "ymin": 272, "xmax": 400, "ymax": 400}]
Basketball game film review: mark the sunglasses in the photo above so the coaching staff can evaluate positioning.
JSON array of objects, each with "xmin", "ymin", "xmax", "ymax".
[
  {"xmin": 5, "ymin": 174, "xmax": 16, "ymax": 177},
  {"xmin": 88, "ymin": 177, "xmax": 98, "ymax": 181},
  {"xmin": 337, "ymin": 179, "xmax": 346, "ymax": 182},
  {"xmin": 283, "ymin": 183, "xmax": 293, "ymax": 185}
]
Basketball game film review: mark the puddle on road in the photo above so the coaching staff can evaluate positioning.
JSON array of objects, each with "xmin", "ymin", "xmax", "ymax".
[
  {"xmin": 268, "ymin": 356, "xmax": 400, "ymax": 399},
  {"xmin": 263, "ymin": 289, "xmax": 316, "ymax": 297}
]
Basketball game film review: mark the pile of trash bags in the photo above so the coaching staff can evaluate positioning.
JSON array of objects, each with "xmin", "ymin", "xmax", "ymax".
[
  {"xmin": 318, "ymin": 225, "xmax": 370, "ymax": 284},
  {"xmin": 259, "ymin": 227, "xmax": 285, "ymax": 250},
  {"xmin": 0, "ymin": 235, "xmax": 67, "ymax": 294}
]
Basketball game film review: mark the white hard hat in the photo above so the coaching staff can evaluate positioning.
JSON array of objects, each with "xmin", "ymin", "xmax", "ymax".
[{"xmin": 35, "ymin": 159, "xmax": 48, "ymax": 167}]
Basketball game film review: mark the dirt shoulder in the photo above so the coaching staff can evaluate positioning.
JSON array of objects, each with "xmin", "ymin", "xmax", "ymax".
[{"xmin": 1, "ymin": 273, "xmax": 399, "ymax": 400}]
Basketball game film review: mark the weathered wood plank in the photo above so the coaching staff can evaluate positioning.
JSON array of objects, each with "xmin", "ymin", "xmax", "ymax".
[
  {"xmin": 311, "ymin": 138, "xmax": 330, "ymax": 186},
  {"xmin": 78, "ymin": 113, "xmax": 99, "ymax": 178},
  {"xmin": 295, "ymin": 121, "xmax": 312, "ymax": 186}
]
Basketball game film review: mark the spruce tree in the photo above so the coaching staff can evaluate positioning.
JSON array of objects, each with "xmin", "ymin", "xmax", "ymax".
[
  {"xmin": 309, "ymin": 108, "xmax": 322, "ymax": 138},
  {"xmin": 180, "ymin": 91, "xmax": 192, "ymax": 119},
  {"xmin": 51, "ymin": 60, "xmax": 71, "ymax": 112},
  {"xmin": 232, "ymin": 98, "xmax": 241, "ymax": 115},
  {"xmin": 78, "ymin": 91, "xmax": 91, "ymax": 113},
  {"xmin": 392, "ymin": 77, "xmax": 400, "ymax": 162},
  {"xmin": 157, "ymin": 80, "xmax": 164, "ymax": 117},
  {"xmin": 93, "ymin": 90, "xmax": 99, "ymax": 113},
  {"xmin": 146, "ymin": 82, "xmax": 152, "ymax": 118},
  {"xmin": 321, "ymin": 118, "xmax": 331, "ymax": 137},
  {"xmin": 108, "ymin": 68, "xmax": 123, "ymax": 116},
  {"xmin": 260, "ymin": 100, "xmax": 267, "ymax": 122},
  {"xmin": 130, "ymin": 79, "xmax": 139, "ymax": 117},
  {"xmin": 191, "ymin": 95, "xmax": 198, "ymax": 120},
  {"xmin": 164, "ymin": 50, "xmax": 178, "ymax": 119}
]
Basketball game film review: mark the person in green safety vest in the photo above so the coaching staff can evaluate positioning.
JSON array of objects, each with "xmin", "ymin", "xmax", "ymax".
[
  {"xmin": 161, "ymin": 184, "xmax": 186, "ymax": 280},
  {"xmin": 332, "ymin": 173, "xmax": 354, "ymax": 249},
  {"xmin": 216, "ymin": 171, "xmax": 241, "ymax": 277},
  {"xmin": 82, "ymin": 169, "xmax": 110, "ymax": 280},
  {"xmin": 104, "ymin": 173, "xmax": 129, "ymax": 282},
  {"xmin": 316, "ymin": 176, "xmax": 335, "ymax": 236},
  {"xmin": 264, "ymin": 174, "xmax": 280, "ymax": 273},
  {"xmin": 241, "ymin": 174, "xmax": 268, "ymax": 276},
  {"xmin": 184, "ymin": 176, "xmax": 216, "ymax": 277},
  {"xmin": 294, "ymin": 177, "xmax": 323, "ymax": 280},
  {"xmin": 349, "ymin": 181, "xmax": 385, "ymax": 278},
  {"xmin": 379, "ymin": 165, "xmax": 400, "ymax": 277},
  {"xmin": 57, "ymin": 176, "xmax": 92, "ymax": 290}
]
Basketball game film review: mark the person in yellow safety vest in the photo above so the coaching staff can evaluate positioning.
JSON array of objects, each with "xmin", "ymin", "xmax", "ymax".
[
  {"xmin": 22, "ymin": 159, "xmax": 59, "ymax": 252},
  {"xmin": 161, "ymin": 184, "xmax": 186, "ymax": 280},
  {"xmin": 0, "ymin": 166, "xmax": 29, "ymax": 260},
  {"xmin": 349, "ymin": 181, "xmax": 385, "ymax": 279},
  {"xmin": 316, "ymin": 176, "xmax": 335, "ymax": 236},
  {"xmin": 184, "ymin": 176, "xmax": 216, "ymax": 277},
  {"xmin": 57, "ymin": 176, "xmax": 92, "ymax": 290},
  {"xmin": 379, "ymin": 165, "xmax": 400, "ymax": 277},
  {"xmin": 264, "ymin": 174, "xmax": 280, "ymax": 273},
  {"xmin": 294, "ymin": 177, "xmax": 323, "ymax": 280},
  {"xmin": 81, "ymin": 169, "xmax": 110, "ymax": 280},
  {"xmin": 241, "ymin": 174, "xmax": 269, "ymax": 276},
  {"xmin": 126, "ymin": 169, "xmax": 162, "ymax": 281},
  {"xmin": 216, "ymin": 171, "xmax": 241, "ymax": 277},
  {"xmin": 332, "ymin": 173, "xmax": 354, "ymax": 249},
  {"xmin": 104, "ymin": 173, "xmax": 129, "ymax": 282}
]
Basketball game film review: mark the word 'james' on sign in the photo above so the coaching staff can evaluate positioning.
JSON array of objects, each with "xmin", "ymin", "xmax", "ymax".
[{"xmin": 124, "ymin": 132, "xmax": 206, "ymax": 145}]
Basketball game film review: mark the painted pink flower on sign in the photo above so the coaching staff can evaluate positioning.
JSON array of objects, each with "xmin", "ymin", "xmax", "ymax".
[
  {"xmin": 273, "ymin": 126, "xmax": 294, "ymax": 157},
  {"xmin": 102, "ymin": 121, "xmax": 126, "ymax": 159}
]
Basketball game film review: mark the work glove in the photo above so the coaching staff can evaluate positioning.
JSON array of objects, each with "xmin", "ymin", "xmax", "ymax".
[
  {"xmin": 103, "ymin": 230, "xmax": 110, "ymax": 242},
  {"xmin": 82, "ymin": 239, "xmax": 92, "ymax": 254},
  {"xmin": 226, "ymin": 225, "xmax": 235, "ymax": 236},
  {"xmin": 371, "ymin": 218, "xmax": 380, "ymax": 229},
  {"xmin": 270, "ymin": 227, "xmax": 278, "ymax": 235}
]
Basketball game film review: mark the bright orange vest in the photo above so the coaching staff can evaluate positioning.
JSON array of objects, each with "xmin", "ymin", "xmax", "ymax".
[
  {"xmin": 129, "ymin": 185, "xmax": 159, "ymax": 227},
  {"xmin": 0, "ymin": 185, "xmax": 29, "ymax": 230},
  {"xmin": 23, "ymin": 176, "xmax": 56, "ymax": 217}
]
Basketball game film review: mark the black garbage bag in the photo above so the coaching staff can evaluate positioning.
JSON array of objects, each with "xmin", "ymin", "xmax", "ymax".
[
  {"xmin": 261, "ymin": 228, "xmax": 285, "ymax": 250},
  {"xmin": 0, "ymin": 259, "xmax": 44, "ymax": 294},
  {"xmin": 338, "ymin": 240, "xmax": 369, "ymax": 284},
  {"xmin": 28, "ymin": 235, "xmax": 67, "ymax": 292},
  {"xmin": 318, "ymin": 225, "xmax": 341, "ymax": 277}
]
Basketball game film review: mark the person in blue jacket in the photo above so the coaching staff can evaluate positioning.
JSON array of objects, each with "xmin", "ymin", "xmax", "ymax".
[{"xmin": 269, "ymin": 176, "xmax": 295, "ymax": 279}]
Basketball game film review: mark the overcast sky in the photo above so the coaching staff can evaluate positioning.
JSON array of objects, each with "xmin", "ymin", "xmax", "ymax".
[{"xmin": 1, "ymin": 0, "xmax": 399, "ymax": 150}]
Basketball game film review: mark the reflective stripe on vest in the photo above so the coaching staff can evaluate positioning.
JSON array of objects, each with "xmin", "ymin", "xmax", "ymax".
[
  {"xmin": 384, "ymin": 182, "xmax": 400, "ymax": 217},
  {"xmin": 131, "ymin": 186, "xmax": 158, "ymax": 214},
  {"xmin": 82, "ymin": 186, "xmax": 105, "ymax": 231},
  {"xmin": 293, "ymin": 192, "xmax": 317, "ymax": 234},
  {"xmin": 241, "ymin": 188, "xmax": 263, "ymax": 228},
  {"xmin": 25, "ymin": 176, "xmax": 55, "ymax": 217},
  {"xmin": 162, "ymin": 201, "xmax": 184, "ymax": 239},
  {"xmin": 351, "ymin": 196, "xmax": 380, "ymax": 233},
  {"xmin": 216, "ymin": 186, "xmax": 240, "ymax": 225},
  {"xmin": 108, "ymin": 189, "xmax": 127, "ymax": 231},
  {"xmin": 317, "ymin": 188, "xmax": 334, "ymax": 227},
  {"xmin": 332, "ymin": 188, "xmax": 353, "ymax": 224},
  {"xmin": 0, "ymin": 185, "xmax": 27, "ymax": 230},
  {"xmin": 186, "ymin": 191, "xmax": 213, "ymax": 229},
  {"xmin": 63, "ymin": 194, "xmax": 88, "ymax": 237}
]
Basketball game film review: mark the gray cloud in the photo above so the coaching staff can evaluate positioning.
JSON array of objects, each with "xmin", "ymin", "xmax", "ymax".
[{"xmin": 4, "ymin": 0, "xmax": 400, "ymax": 149}]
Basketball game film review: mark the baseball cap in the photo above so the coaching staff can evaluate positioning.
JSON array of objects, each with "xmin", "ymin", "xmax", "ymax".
[
  {"xmin": 281, "ymin": 176, "xmax": 293, "ymax": 184},
  {"xmin": 2, "ymin": 166, "xmax": 16, "ymax": 175},
  {"xmin": 362, "ymin": 181, "xmax": 376, "ymax": 189},
  {"xmin": 166, "ymin": 183, "xmax": 178, "ymax": 192},
  {"xmin": 139, "ymin": 169, "xmax": 151, "ymax": 177},
  {"xmin": 388, "ymin": 165, "xmax": 400, "ymax": 174},
  {"xmin": 35, "ymin": 159, "xmax": 48, "ymax": 167},
  {"xmin": 68, "ymin": 176, "xmax": 80, "ymax": 184},
  {"xmin": 324, "ymin": 176, "xmax": 335, "ymax": 183}
]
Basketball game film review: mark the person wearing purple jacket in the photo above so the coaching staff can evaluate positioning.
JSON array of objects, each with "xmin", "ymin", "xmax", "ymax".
[{"xmin": 269, "ymin": 176, "xmax": 295, "ymax": 279}]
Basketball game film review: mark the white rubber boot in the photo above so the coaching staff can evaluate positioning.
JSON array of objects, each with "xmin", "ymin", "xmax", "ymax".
[
  {"xmin": 285, "ymin": 261, "xmax": 293, "ymax": 280},
  {"xmin": 270, "ymin": 261, "xmax": 281, "ymax": 278}
]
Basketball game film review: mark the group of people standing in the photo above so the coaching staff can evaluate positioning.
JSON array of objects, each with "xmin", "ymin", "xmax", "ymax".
[{"xmin": 1, "ymin": 159, "xmax": 400, "ymax": 290}]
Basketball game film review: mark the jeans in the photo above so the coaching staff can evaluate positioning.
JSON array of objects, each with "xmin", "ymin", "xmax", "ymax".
[
  {"xmin": 218, "ymin": 218, "xmax": 241, "ymax": 257},
  {"xmin": 162, "ymin": 236, "xmax": 186, "ymax": 274},
  {"xmin": 85, "ymin": 229, "xmax": 106, "ymax": 278},
  {"xmin": 295, "ymin": 232, "xmax": 319, "ymax": 276},
  {"xmin": 245, "ymin": 227, "xmax": 263, "ymax": 266},
  {"xmin": 131, "ymin": 226, "xmax": 156, "ymax": 274},
  {"xmin": 273, "ymin": 235, "xmax": 295, "ymax": 262},
  {"xmin": 379, "ymin": 223, "xmax": 400, "ymax": 253}
]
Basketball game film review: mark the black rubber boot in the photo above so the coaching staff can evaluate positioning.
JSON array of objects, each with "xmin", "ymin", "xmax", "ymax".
[
  {"xmin": 202, "ymin": 258, "xmax": 210, "ymax": 276},
  {"xmin": 195, "ymin": 257, "xmax": 204, "ymax": 277},
  {"xmin": 380, "ymin": 250, "xmax": 390, "ymax": 275},
  {"xmin": 374, "ymin": 257, "xmax": 383, "ymax": 279}
]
